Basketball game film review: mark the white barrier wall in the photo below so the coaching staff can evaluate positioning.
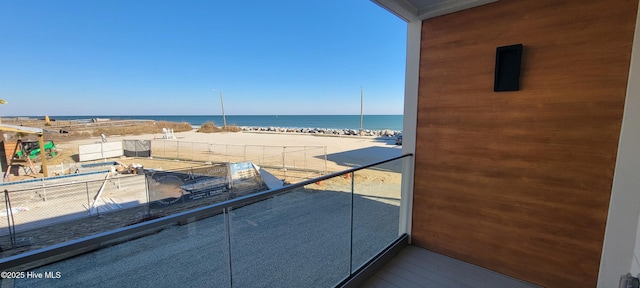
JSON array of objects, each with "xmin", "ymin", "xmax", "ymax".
[{"xmin": 79, "ymin": 142, "xmax": 123, "ymax": 162}]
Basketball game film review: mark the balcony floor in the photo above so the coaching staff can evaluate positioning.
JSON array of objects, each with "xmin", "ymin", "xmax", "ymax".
[{"xmin": 362, "ymin": 245, "xmax": 540, "ymax": 288}]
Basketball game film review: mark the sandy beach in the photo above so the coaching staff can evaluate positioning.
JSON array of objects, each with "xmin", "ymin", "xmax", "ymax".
[
  {"xmin": 1, "ymin": 128, "xmax": 406, "ymax": 263},
  {"xmin": 2, "ymin": 117, "xmax": 403, "ymax": 177},
  {"xmin": 53, "ymin": 129, "xmax": 404, "ymax": 174}
]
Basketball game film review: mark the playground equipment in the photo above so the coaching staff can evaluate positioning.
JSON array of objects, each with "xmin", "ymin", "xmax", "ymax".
[
  {"xmin": 4, "ymin": 140, "xmax": 40, "ymax": 180},
  {"xmin": 3, "ymin": 139, "xmax": 58, "ymax": 180},
  {"xmin": 14, "ymin": 140, "xmax": 58, "ymax": 162},
  {"xmin": 1, "ymin": 124, "xmax": 52, "ymax": 181}
]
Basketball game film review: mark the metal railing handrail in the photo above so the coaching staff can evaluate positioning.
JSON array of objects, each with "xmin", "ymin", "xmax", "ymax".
[
  {"xmin": 1, "ymin": 173, "xmax": 142, "ymax": 192},
  {"xmin": 0, "ymin": 170, "xmax": 112, "ymax": 187},
  {"xmin": 0, "ymin": 153, "xmax": 413, "ymax": 270}
]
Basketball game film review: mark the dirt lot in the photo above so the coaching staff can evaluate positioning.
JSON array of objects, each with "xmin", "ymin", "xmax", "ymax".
[
  {"xmin": 3, "ymin": 119, "xmax": 226, "ymax": 181},
  {"xmin": 0, "ymin": 119, "xmax": 405, "ymax": 263}
]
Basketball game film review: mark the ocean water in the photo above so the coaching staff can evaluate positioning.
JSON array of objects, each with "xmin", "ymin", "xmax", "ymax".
[{"xmin": 48, "ymin": 115, "xmax": 404, "ymax": 131}]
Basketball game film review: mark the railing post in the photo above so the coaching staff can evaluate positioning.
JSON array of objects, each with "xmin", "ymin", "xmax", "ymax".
[
  {"xmin": 86, "ymin": 182, "xmax": 91, "ymax": 216},
  {"xmin": 349, "ymin": 171, "xmax": 355, "ymax": 273},
  {"xmin": 42, "ymin": 177, "xmax": 47, "ymax": 201},
  {"xmin": 224, "ymin": 207, "xmax": 234, "ymax": 288},
  {"xmin": 282, "ymin": 146, "xmax": 287, "ymax": 182},
  {"xmin": 324, "ymin": 146, "xmax": 328, "ymax": 174},
  {"xmin": 4, "ymin": 189, "xmax": 16, "ymax": 248},
  {"xmin": 399, "ymin": 155, "xmax": 415, "ymax": 237},
  {"xmin": 145, "ymin": 174, "xmax": 151, "ymax": 217}
]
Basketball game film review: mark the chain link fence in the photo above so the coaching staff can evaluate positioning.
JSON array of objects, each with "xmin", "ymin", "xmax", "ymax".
[
  {"xmin": 150, "ymin": 140, "xmax": 328, "ymax": 182},
  {"xmin": 1, "ymin": 174, "xmax": 148, "ymax": 251},
  {"xmin": 0, "ymin": 162, "xmax": 268, "ymax": 255}
]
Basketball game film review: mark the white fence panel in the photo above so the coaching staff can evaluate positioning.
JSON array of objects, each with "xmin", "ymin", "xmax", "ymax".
[{"xmin": 79, "ymin": 142, "xmax": 123, "ymax": 162}]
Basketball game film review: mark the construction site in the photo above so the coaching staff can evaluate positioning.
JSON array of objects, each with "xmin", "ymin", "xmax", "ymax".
[{"xmin": 0, "ymin": 119, "xmax": 331, "ymax": 256}]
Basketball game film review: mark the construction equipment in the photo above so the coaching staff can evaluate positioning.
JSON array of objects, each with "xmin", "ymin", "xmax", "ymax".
[
  {"xmin": 2, "ymin": 140, "xmax": 58, "ymax": 181},
  {"xmin": 0, "ymin": 124, "xmax": 51, "ymax": 180},
  {"xmin": 14, "ymin": 140, "xmax": 58, "ymax": 162},
  {"xmin": 3, "ymin": 140, "xmax": 39, "ymax": 181}
]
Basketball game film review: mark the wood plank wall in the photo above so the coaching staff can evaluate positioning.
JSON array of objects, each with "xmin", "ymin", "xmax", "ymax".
[
  {"xmin": 2, "ymin": 141, "xmax": 18, "ymax": 163},
  {"xmin": 412, "ymin": 0, "xmax": 638, "ymax": 287}
]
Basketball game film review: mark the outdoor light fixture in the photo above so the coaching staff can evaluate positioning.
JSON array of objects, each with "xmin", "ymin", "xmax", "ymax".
[{"xmin": 494, "ymin": 44, "xmax": 523, "ymax": 92}]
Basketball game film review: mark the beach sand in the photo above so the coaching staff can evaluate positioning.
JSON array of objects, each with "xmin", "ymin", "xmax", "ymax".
[
  {"xmin": 55, "ymin": 129, "xmax": 404, "ymax": 173},
  {"xmin": 5, "ymin": 129, "xmax": 404, "ymax": 186},
  {"xmin": 2, "ymin": 129, "xmax": 405, "ymax": 238},
  {"xmin": 1, "ymin": 129, "xmax": 406, "ymax": 267}
]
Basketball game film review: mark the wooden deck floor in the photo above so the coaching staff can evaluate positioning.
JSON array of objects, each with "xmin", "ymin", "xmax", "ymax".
[{"xmin": 362, "ymin": 245, "xmax": 540, "ymax": 288}]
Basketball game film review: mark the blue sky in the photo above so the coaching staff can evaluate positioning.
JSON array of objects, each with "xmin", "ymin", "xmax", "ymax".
[{"xmin": 0, "ymin": 0, "xmax": 406, "ymax": 116}]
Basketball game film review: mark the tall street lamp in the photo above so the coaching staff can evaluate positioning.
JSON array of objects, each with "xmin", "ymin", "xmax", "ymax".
[{"xmin": 212, "ymin": 89, "xmax": 227, "ymax": 128}]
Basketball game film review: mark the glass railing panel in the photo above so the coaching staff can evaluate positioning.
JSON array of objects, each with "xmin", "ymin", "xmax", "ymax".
[
  {"xmin": 0, "ymin": 174, "xmax": 150, "ymax": 256},
  {"xmin": 8, "ymin": 213, "xmax": 230, "ymax": 288},
  {"xmin": 146, "ymin": 165, "xmax": 233, "ymax": 216},
  {"xmin": 0, "ymin": 154, "xmax": 412, "ymax": 287},
  {"xmin": 350, "ymin": 157, "xmax": 403, "ymax": 272},
  {"xmin": 228, "ymin": 181, "xmax": 353, "ymax": 288}
]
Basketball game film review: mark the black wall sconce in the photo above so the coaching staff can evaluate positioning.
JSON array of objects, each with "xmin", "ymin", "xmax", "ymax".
[{"xmin": 494, "ymin": 44, "xmax": 523, "ymax": 92}]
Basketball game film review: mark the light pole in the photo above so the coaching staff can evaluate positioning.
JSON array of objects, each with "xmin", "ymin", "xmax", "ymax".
[
  {"xmin": 360, "ymin": 88, "xmax": 364, "ymax": 136},
  {"xmin": 212, "ymin": 89, "xmax": 227, "ymax": 128}
]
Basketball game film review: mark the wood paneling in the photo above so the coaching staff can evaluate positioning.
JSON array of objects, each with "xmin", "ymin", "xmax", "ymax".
[
  {"xmin": 2, "ymin": 141, "xmax": 18, "ymax": 162},
  {"xmin": 412, "ymin": 0, "xmax": 638, "ymax": 287}
]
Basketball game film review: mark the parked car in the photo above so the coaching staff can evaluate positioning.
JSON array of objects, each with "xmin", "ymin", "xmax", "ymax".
[{"xmin": 395, "ymin": 134, "xmax": 403, "ymax": 145}]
